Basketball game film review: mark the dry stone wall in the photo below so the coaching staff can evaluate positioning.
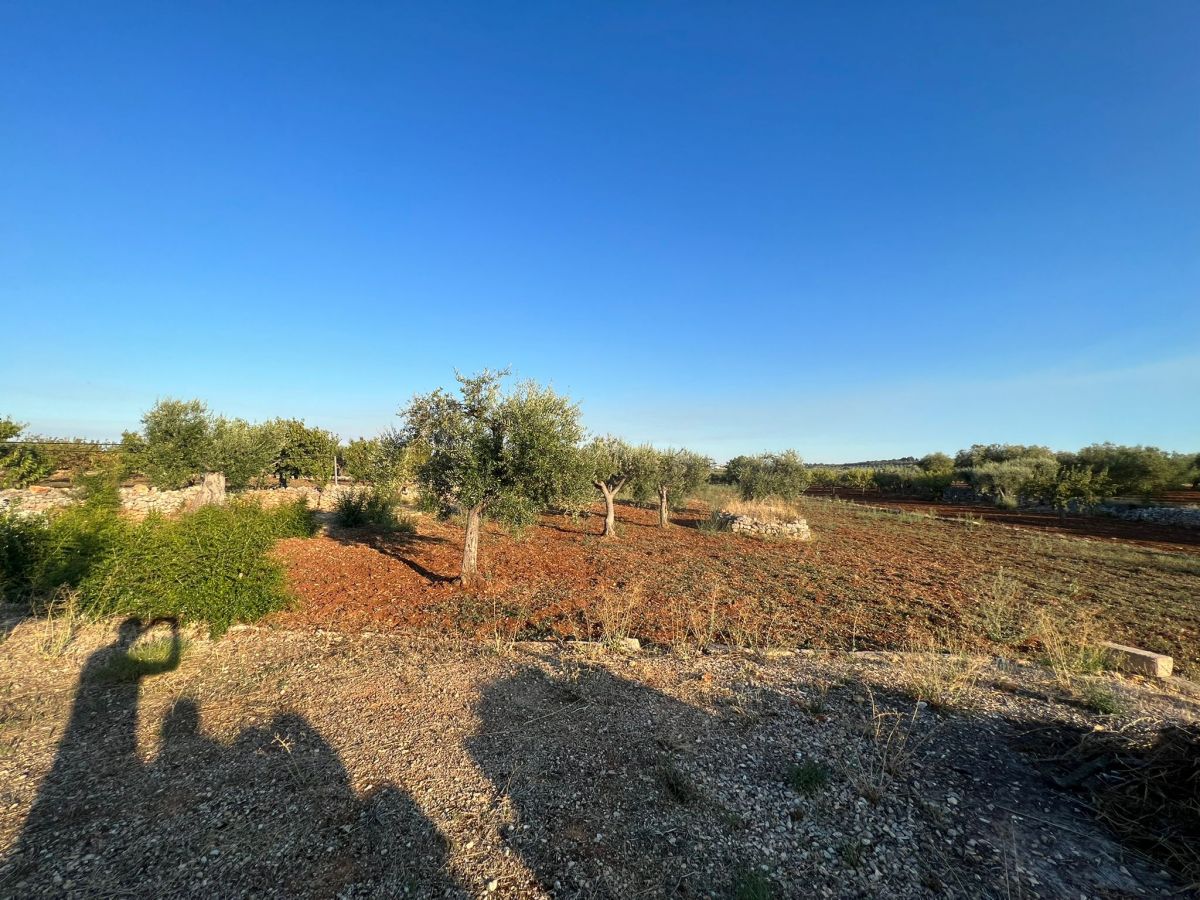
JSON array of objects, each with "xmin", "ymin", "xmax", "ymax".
[
  {"xmin": 0, "ymin": 480, "xmax": 359, "ymax": 518},
  {"xmin": 718, "ymin": 513, "xmax": 812, "ymax": 541}
]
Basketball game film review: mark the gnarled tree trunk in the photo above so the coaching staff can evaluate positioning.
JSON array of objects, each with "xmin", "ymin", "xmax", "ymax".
[
  {"xmin": 658, "ymin": 486, "xmax": 670, "ymax": 527},
  {"xmin": 461, "ymin": 503, "xmax": 484, "ymax": 584},
  {"xmin": 594, "ymin": 479, "xmax": 623, "ymax": 538}
]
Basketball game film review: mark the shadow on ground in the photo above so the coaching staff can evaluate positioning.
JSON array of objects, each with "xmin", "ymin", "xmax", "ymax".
[
  {"xmin": 1, "ymin": 619, "xmax": 462, "ymax": 898},
  {"xmin": 2, "ymin": 621, "xmax": 1193, "ymax": 898}
]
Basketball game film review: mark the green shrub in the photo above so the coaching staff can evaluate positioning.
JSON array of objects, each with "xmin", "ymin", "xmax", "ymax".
[
  {"xmin": 734, "ymin": 451, "xmax": 810, "ymax": 501},
  {"xmin": 78, "ymin": 499, "xmax": 315, "ymax": 635},
  {"xmin": 0, "ymin": 417, "xmax": 54, "ymax": 488},
  {"xmin": 123, "ymin": 398, "xmax": 214, "ymax": 489},
  {"xmin": 0, "ymin": 510, "xmax": 49, "ymax": 602},
  {"xmin": 334, "ymin": 486, "xmax": 413, "ymax": 532},
  {"xmin": 788, "ymin": 760, "xmax": 831, "ymax": 794}
]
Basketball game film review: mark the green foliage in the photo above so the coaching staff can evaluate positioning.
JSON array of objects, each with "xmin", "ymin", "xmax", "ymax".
[
  {"xmin": 788, "ymin": 760, "xmax": 831, "ymax": 794},
  {"xmin": 633, "ymin": 447, "xmax": 712, "ymax": 508},
  {"xmin": 838, "ymin": 467, "xmax": 874, "ymax": 493},
  {"xmin": 1076, "ymin": 443, "xmax": 1192, "ymax": 497},
  {"xmin": 341, "ymin": 433, "xmax": 425, "ymax": 486},
  {"xmin": 0, "ymin": 417, "xmax": 54, "ymax": 488},
  {"xmin": 1024, "ymin": 464, "xmax": 1112, "ymax": 512},
  {"xmin": 0, "ymin": 511, "xmax": 49, "ymax": 602},
  {"xmin": 732, "ymin": 450, "xmax": 810, "ymax": 501},
  {"xmin": 0, "ymin": 477, "xmax": 125, "ymax": 602},
  {"xmin": 918, "ymin": 452, "xmax": 954, "ymax": 475},
  {"xmin": 954, "ymin": 443, "xmax": 1056, "ymax": 469},
  {"xmin": 723, "ymin": 455, "xmax": 756, "ymax": 486},
  {"xmin": 968, "ymin": 456, "xmax": 1060, "ymax": 507},
  {"xmin": 124, "ymin": 398, "xmax": 214, "ymax": 489},
  {"xmin": 211, "ymin": 418, "xmax": 279, "ymax": 490},
  {"xmin": 266, "ymin": 418, "xmax": 339, "ymax": 487},
  {"xmin": 333, "ymin": 486, "xmax": 414, "ymax": 533},
  {"xmin": 1, "ymin": 493, "xmax": 314, "ymax": 633},
  {"xmin": 79, "ymin": 499, "xmax": 315, "ymax": 635},
  {"xmin": 399, "ymin": 369, "xmax": 585, "ymax": 524},
  {"xmin": 582, "ymin": 436, "xmax": 654, "ymax": 499}
]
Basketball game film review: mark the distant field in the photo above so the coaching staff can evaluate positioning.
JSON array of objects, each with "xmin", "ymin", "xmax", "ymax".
[{"xmin": 275, "ymin": 494, "xmax": 1200, "ymax": 675}]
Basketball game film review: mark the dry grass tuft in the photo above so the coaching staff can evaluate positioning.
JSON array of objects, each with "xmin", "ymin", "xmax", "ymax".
[
  {"xmin": 717, "ymin": 498, "xmax": 807, "ymax": 524},
  {"xmin": 845, "ymin": 687, "xmax": 931, "ymax": 804},
  {"xmin": 36, "ymin": 589, "xmax": 89, "ymax": 657},
  {"xmin": 897, "ymin": 647, "xmax": 985, "ymax": 710}
]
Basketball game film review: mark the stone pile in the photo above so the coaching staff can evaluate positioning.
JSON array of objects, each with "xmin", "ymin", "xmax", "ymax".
[
  {"xmin": 717, "ymin": 512, "xmax": 812, "ymax": 541},
  {"xmin": 1109, "ymin": 505, "xmax": 1200, "ymax": 529}
]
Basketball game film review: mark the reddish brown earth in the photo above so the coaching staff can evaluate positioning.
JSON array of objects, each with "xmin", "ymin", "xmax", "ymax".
[
  {"xmin": 273, "ymin": 501, "xmax": 1200, "ymax": 674},
  {"xmin": 803, "ymin": 488, "xmax": 1200, "ymax": 553}
]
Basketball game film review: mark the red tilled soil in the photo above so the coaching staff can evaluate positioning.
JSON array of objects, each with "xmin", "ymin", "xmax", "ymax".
[
  {"xmin": 273, "ymin": 502, "xmax": 1200, "ymax": 674},
  {"xmin": 803, "ymin": 489, "xmax": 1200, "ymax": 553}
]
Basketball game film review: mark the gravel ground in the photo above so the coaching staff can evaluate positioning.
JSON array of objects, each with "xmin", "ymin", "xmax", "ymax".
[{"xmin": 1, "ymin": 614, "xmax": 1197, "ymax": 898}]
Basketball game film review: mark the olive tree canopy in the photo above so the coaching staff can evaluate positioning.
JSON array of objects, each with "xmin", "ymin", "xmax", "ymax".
[
  {"xmin": 398, "ymin": 369, "xmax": 583, "ymax": 583},
  {"xmin": 581, "ymin": 437, "xmax": 655, "ymax": 538},
  {"xmin": 632, "ymin": 448, "xmax": 711, "ymax": 527}
]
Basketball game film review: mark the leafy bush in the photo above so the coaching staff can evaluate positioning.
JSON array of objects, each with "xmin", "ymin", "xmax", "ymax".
[
  {"xmin": 0, "ymin": 417, "xmax": 54, "ymax": 488},
  {"xmin": 0, "ymin": 510, "xmax": 49, "ymax": 602},
  {"xmin": 732, "ymin": 451, "xmax": 810, "ymax": 501},
  {"xmin": 3, "ymin": 489, "xmax": 317, "ymax": 633},
  {"xmin": 211, "ymin": 417, "xmax": 280, "ymax": 490},
  {"xmin": 333, "ymin": 486, "xmax": 414, "ymax": 532},
  {"xmin": 0, "ymin": 478, "xmax": 125, "ymax": 603},
  {"xmin": 121, "ymin": 398, "xmax": 215, "ymax": 489},
  {"xmin": 78, "ymin": 499, "xmax": 316, "ymax": 635}
]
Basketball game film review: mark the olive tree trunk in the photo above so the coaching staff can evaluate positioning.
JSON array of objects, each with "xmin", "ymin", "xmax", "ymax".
[
  {"xmin": 461, "ymin": 503, "xmax": 484, "ymax": 584},
  {"xmin": 594, "ymin": 479, "xmax": 623, "ymax": 538},
  {"xmin": 658, "ymin": 486, "xmax": 670, "ymax": 527}
]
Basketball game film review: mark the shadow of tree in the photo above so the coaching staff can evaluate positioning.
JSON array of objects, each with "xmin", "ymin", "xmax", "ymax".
[{"xmin": 329, "ymin": 528, "xmax": 458, "ymax": 584}]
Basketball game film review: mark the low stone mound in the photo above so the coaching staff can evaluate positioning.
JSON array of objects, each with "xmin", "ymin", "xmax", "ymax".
[{"xmin": 717, "ymin": 512, "xmax": 812, "ymax": 541}]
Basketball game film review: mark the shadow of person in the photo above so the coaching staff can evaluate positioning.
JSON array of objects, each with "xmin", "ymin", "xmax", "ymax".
[
  {"xmin": 465, "ymin": 660, "xmax": 752, "ymax": 898},
  {"xmin": 5, "ymin": 616, "xmax": 182, "ymax": 885},
  {"xmin": 3, "ymin": 621, "xmax": 464, "ymax": 898}
]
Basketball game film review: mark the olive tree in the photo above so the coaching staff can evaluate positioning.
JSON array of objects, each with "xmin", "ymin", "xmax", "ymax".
[
  {"xmin": 266, "ymin": 419, "xmax": 339, "ymax": 488},
  {"xmin": 918, "ymin": 452, "xmax": 954, "ymax": 475},
  {"xmin": 735, "ymin": 450, "xmax": 810, "ymax": 501},
  {"xmin": 633, "ymin": 448, "xmax": 711, "ymax": 527},
  {"xmin": 581, "ymin": 437, "xmax": 652, "ymax": 537},
  {"xmin": 211, "ymin": 418, "xmax": 279, "ymax": 490},
  {"xmin": 0, "ymin": 417, "xmax": 54, "ymax": 488},
  {"xmin": 122, "ymin": 398, "xmax": 214, "ymax": 489},
  {"xmin": 398, "ymin": 370, "xmax": 583, "ymax": 584}
]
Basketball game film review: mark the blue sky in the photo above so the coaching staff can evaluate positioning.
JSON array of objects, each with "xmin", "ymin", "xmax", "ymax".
[{"xmin": 2, "ymin": 2, "xmax": 1197, "ymax": 462}]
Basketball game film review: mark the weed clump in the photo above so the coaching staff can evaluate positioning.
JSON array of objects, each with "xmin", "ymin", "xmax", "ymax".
[
  {"xmin": 80, "ymin": 499, "xmax": 315, "ymax": 635},
  {"xmin": 788, "ymin": 759, "xmax": 830, "ymax": 795},
  {"xmin": 4, "ymin": 495, "xmax": 315, "ymax": 635},
  {"xmin": 333, "ymin": 486, "xmax": 414, "ymax": 533}
]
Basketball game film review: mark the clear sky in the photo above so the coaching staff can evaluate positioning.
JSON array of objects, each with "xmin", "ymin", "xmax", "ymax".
[{"xmin": 2, "ymin": 2, "xmax": 1197, "ymax": 463}]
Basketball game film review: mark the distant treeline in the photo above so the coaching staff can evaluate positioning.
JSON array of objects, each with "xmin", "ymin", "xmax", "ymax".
[
  {"xmin": 724, "ymin": 444, "xmax": 1200, "ymax": 510},
  {"xmin": 4, "ymin": 403, "xmax": 1198, "ymax": 514}
]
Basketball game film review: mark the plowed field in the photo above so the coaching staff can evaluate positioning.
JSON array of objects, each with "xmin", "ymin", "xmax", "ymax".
[{"xmin": 274, "ymin": 500, "xmax": 1200, "ymax": 674}]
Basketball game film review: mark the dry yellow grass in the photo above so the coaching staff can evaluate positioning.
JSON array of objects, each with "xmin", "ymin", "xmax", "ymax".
[{"xmin": 717, "ymin": 497, "xmax": 807, "ymax": 523}]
